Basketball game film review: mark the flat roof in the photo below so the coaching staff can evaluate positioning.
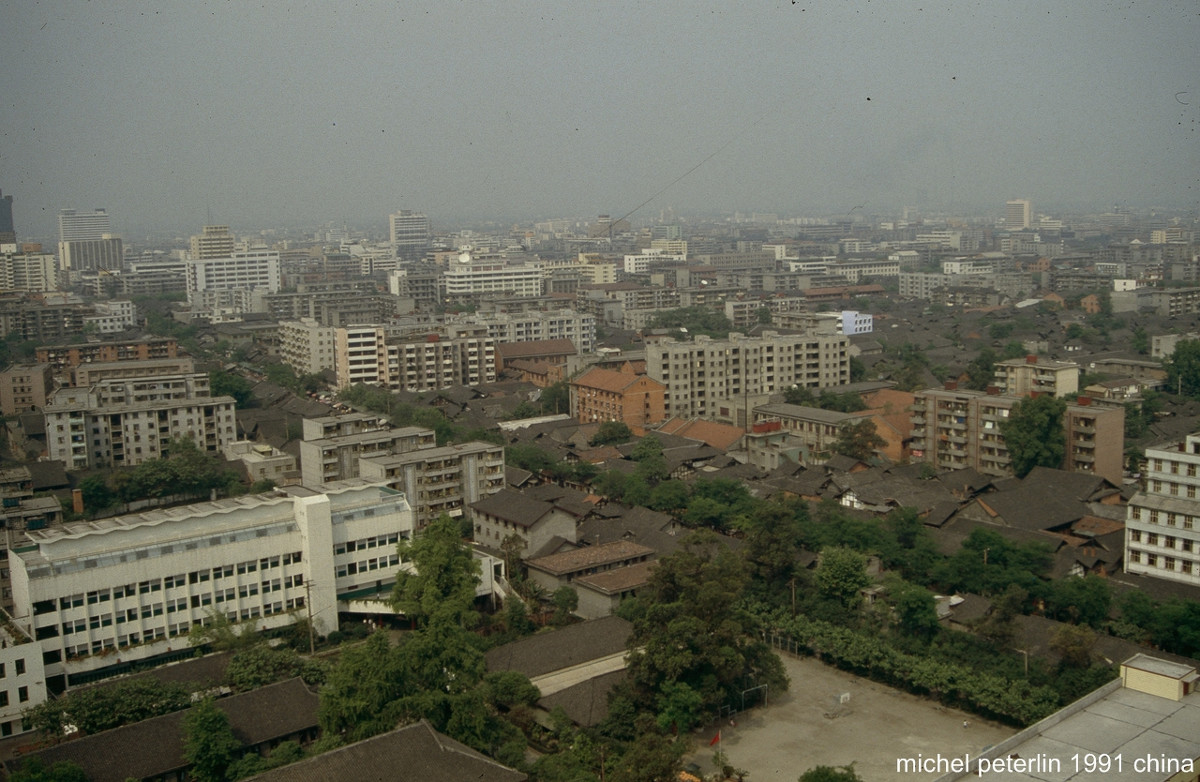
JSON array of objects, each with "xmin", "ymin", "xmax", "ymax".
[{"xmin": 1122, "ymin": 653, "xmax": 1198, "ymax": 680}]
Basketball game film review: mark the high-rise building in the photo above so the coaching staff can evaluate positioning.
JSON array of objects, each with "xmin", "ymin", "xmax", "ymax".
[
  {"xmin": 59, "ymin": 236, "xmax": 124, "ymax": 272},
  {"xmin": 185, "ymin": 250, "xmax": 282, "ymax": 295},
  {"xmin": 645, "ymin": 331, "xmax": 851, "ymax": 420},
  {"xmin": 57, "ymin": 209, "xmax": 111, "ymax": 243},
  {"xmin": 1005, "ymin": 199, "xmax": 1033, "ymax": 230},
  {"xmin": 1125, "ymin": 432, "xmax": 1200, "ymax": 587},
  {"xmin": 388, "ymin": 210, "xmax": 431, "ymax": 260},
  {"xmin": 0, "ymin": 189, "xmax": 14, "ymax": 243},
  {"xmin": 0, "ymin": 246, "xmax": 62, "ymax": 292},
  {"xmin": 189, "ymin": 225, "xmax": 237, "ymax": 259}
]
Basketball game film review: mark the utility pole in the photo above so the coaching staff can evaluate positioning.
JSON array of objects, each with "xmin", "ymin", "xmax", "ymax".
[{"xmin": 303, "ymin": 580, "xmax": 316, "ymax": 655}]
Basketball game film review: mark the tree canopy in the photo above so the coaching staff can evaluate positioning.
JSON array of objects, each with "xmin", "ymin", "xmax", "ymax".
[
  {"xmin": 1165, "ymin": 339, "xmax": 1200, "ymax": 398},
  {"xmin": 832, "ymin": 419, "xmax": 885, "ymax": 462},
  {"xmin": 392, "ymin": 514, "xmax": 481, "ymax": 627},
  {"xmin": 999, "ymin": 394, "xmax": 1067, "ymax": 477}
]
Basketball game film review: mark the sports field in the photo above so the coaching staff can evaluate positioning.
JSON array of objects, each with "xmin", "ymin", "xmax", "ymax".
[{"xmin": 683, "ymin": 652, "xmax": 1015, "ymax": 780}]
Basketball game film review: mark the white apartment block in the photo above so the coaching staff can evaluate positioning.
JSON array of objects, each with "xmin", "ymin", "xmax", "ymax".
[
  {"xmin": 623, "ymin": 248, "xmax": 686, "ymax": 274},
  {"xmin": 299, "ymin": 425, "xmax": 437, "ymax": 487},
  {"xmin": 646, "ymin": 331, "xmax": 850, "ymax": 420},
  {"xmin": 8, "ymin": 482, "xmax": 414, "ymax": 706},
  {"xmin": 44, "ymin": 374, "xmax": 237, "ymax": 469},
  {"xmin": 359, "ymin": 441, "xmax": 506, "ymax": 527},
  {"xmin": 189, "ymin": 225, "xmax": 238, "ymax": 259},
  {"xmin": 331, "ymin": 327, "xmax": 497, "ymax": 391},
  {"xmin": 0, "ymin": 626, "xmax": 47, "ymax": 738},
  {"xmin": 82, "ymin": 300, "xmax": 137, "ymax": 333},
  {"xmin": 280, "ymin": 318, "xmax": 338, "ymax": 375},
  {"xmin": 827, "ymin": 258, "xmax": 899, "ymax": 283},
  {"xmin": 454, "ymin": 309, "xmax": 596, "ymax": 353},
  {"xmin": 186, "ymin": 250, "xmax": 281, "ymax": 294},
  {"xmin": 0, "ymin": 246, "xmax": 62, "ymax": 293},
  {"xmin": 1125, "ymin": 433, "xmax": 1200, "ymax": 587},
  {"xmin": 840, "ymin": 310, "xmax": 873, "ymax": 335},
  {"xmin": 942, "ymin": 258, "xmax": 994, "ymax": 275},
  {"xmin": 334, "ymin": 325, "xmax": 390, "ymax": 387},
  {"xmin": 443, "ymin": 250, "xmax": 543, "ymax": 298}
]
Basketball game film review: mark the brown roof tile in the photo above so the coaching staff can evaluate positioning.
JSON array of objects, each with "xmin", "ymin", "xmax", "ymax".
[{"xmin": 526, "ymin": 540, "xmax": 655, "ymax": 576}]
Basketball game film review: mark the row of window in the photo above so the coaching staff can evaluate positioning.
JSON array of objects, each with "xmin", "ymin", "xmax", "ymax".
[
  {"xmin": 333, "ymin": 532, "xmax": 401, "ymax": 556},
  {"xmin": 1137, "ymin": 509, "xmax": 1197, "ymax": 528},
  {"xmin": 1150, "ymin": 458, "xmax": 1199, "ymax": 477},
  {"xmin": 0, "ymin": 687, "xmax": 30, "ymax": 707},
  {"xmin": 1128, "ymin": 550, "xmax": 1198, "ymax": 574},
  {"xmin": 0, "ymin": 660, "xmax": 26, "ymax": 678},
  {"xmin": 1128, "ymin": 531, "xmax": 1197, "ymax": 551},
  {"xmin": 335, "ymin": 553, "xmax": 400, "ymax": 579}
]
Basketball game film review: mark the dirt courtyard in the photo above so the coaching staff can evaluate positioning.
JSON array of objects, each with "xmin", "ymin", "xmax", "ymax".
[{"xmin": 683, "ymin": 652, "xmax": 1015, "ymax": 780}]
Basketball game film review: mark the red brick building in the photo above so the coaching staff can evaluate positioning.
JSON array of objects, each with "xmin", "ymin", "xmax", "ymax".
[{"xmin": 569, "ymin": 364, "xmax": 666, "ymax": 427}]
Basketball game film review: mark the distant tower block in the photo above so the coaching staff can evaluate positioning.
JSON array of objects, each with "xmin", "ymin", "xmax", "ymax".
[{"xmin": 1005, "ymin": 199, "xmax": 1032, "ymax": 231}]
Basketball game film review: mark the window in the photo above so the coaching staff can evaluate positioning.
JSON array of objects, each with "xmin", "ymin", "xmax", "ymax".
[
  {"xmin": 18, "ymin": 687, "xmax": 28, "ymax": 703},
  {"xmin": 15, "ymin": 660, "xmax": 24, "ymax": 676},
  {"xmin": 0, "ymin": 692, "xmax": 7, "ymax": 707}
]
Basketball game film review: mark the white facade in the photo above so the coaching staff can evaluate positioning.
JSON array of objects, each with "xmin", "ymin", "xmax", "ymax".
[
  {"xmin": 840, "ymin": 310, "xmax": 873, "ymax": 335},
  {"xmin": 44, "ymin": 374, "xmax": 237, "ymax": 469},
  {"xmin": 623, "ymin": 248, "xmax": 686, "ymax": 274},
  {"xmin": 444, "ymin": 250, "xmax": 543, "ymax": 298},
  {"xmin": 280, "ymin": 318, "xmax": 338, "ymax": 375},
  {"xmin": 0, "ymin": 629, "xmax": 47, "ymax": 738},
  {"xmin": 1126, "ymin": 434, "xmax": 1200, "ymax": 587},
  {"xmin": 58, "ymin": 209, "xmax": 111, "ymax": 243},
  {"xmin": 83, "ymin": 300, "xmax": 137, "ymax": 333},
  {"xmin": 942, "ymin": 258, "xmax": 994, "ymax": 275},
  {"xmin": 186, "ymin": 250, "xmax": 282, "ymax": 294},
  {"xmin": 455, "ymin": 309, "xmax": 596, "ymax": 353},
  {"xmin": 9, "ymin": 482, "xmax": 414, "ymax": 697},
  {"xmin": 0, "ymin": 247, "xmax": 62, "ymax": 292},
  {"xmin": 1005, "ymin": 199, "xmax": 1033, "ymax": 230}
]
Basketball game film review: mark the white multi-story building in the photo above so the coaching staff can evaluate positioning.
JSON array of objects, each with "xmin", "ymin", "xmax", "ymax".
[
  {"xmin": 840, "ymin": 310, "xmax": 873, "ymax": 335},
  {"xmin": 280, "ymin": 318, "xmax": 338, "ymax": 375},
  {"xmin": 82, "ymin": 300, "xmax": 137, "ymax": 333},
  {"xmin": 993, "ymin": 355, "xmax": 1080, "ymax": 398},
  {"xmin": 300, "ymin": 424, "xmax": 437, "ymax": 487},
  {"xmin": 189, "ymin": 225, "xmax": 238, "ymax": 259},
  {"xmin": 1005, "ymin": 199, "xmax": 1033, "ymax": 230},
  {"xmin": 443, "ymin": 249, "xmax": 543, "ymax": 298},
  {"xmin": 388, "ymin": 210, "xmax": 431, "ymax": 258},
  {"xmin": 827, "ymin": 258, "xmax": 900, "ymax": 283},
  {"xmin": 942, "ymin": 258, "xmax": 994, "ymax": 275},
  {"xmin": 0, "ymin": 245, "xmax": 62, "ymax": 292},
  {"xmin": 646, "ymin": 331, "xmax": 850, "ymax": 420},
  {"xmin": 359, "ymin": 441, "xmax": 506, "ymax": 527},
  {"xmin": 44, "ymin": 374, "xmax": 237, "ymax": 469},
  {"xmin": 7, "ymin": 482, "xmax": 413, "ymax": 701},
  {"xmin": 58, "ymin": 209, "xmax": 111, "ymax": 243},
  {"xmin": 453, "ymin": 309, "xmax": 596, "ymax": 353},
  {"xmin": 623, "ymin": 248, "xmax": 686, "ymax": 274},
  {"xmin": 1125, "ymin": 433, "xmax": 1200, "ymax": 587},
  {"xmin": 186, "ymin": 250, "xmax": 281, "ymax": 295}
]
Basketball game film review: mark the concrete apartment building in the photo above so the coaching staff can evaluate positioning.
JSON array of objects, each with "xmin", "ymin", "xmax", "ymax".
[
  {"xmin": 72, "ymin": 356, "xmax": 195, "ymax": 387},
  {"xmin": 388, "ymin": 210, "xmax": 431, "ymax": 259},
  {"xmin": 5, "ymin": 481, "xmax": 416, "ymax": 729},
  {"xmin": 299, "ymin": 421, "xmax": 436, "ymax": 486},
  {"xmin": 569, "ymin": 365, "xmax": 667, "ymax": 427},
  {"xmin": 358, "ymin": 441, "xmax": 506, "ymax": 527},
  {"xmin": 186, "ymin": 250, "xmax": 282, "ymax": 296},
  {"xmin": 452, "ymin": 309, "xmax": 596, "ymax": 353},
  {"xmin": 59, "ymin": 236, "xmax": 123, "ymax": 273},
  {"xmin": 58, "ymin": 208, "xmax": 111, "ymax": 243},
  {"xmin": 44, "ymin": 373, "xmax": 237, "ymax": 469},
  {"xmin": 0, "ymin": 363, "xmax": 54, "ymax": 416},
  {"xmin": 645, "ymin": 331, "xmax": 851, "ymax": 420},
  {"xmin": 993, "ymin": 355, "xmax": 1081, "ymax": 398},
  {"xmin": 189, "ymin": 225, "xmax": 238, "ymax": 259},
  {"xmin": 1125, "ymin": 432, "xmax": 1200, "ymax": 587},
  {"xmin": 331, "ymin": 325, "xmax": 497, "ymax": 391},
  {"xmin": 752, "ymin": 403, "xmax": 870, "ymax": 464},
  {"xmin": 280, "ymin": 318, "xmax": 338, "ymax": 375},
  {"xmin": 0, "ymin": 245, "xmax": 62, "ymax": 292},
  {"xmin": 911, "ymin": 385, "xmax": 1124, "ymax": 482},
  {"xmin": 36, "ymin": 337, "xmax": 179, "ymax": 375}
]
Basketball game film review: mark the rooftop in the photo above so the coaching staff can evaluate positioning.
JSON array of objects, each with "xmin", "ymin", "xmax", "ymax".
[{"xmin": 526, "ymin": 540, "xmax": 655, "ymax": 576}]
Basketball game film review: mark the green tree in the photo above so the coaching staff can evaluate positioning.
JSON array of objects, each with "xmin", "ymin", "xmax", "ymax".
[
  {"xmin": 1045, "ymin": 574, "xmax": 1111, "ymax": 627},
  {"xmin": 392, "ymin": 514, "xmax": 481, "ymax": 627},
  {"xmin": 505, "ymin": 443, "xmax": 554, "ymax": 474},
  {"xmin": 225, "ymin": 643, "xmax": 328, "ymax": 691},
  {"xmin": 540, "ymin": 381, "xmax": 570, "ymax": 415},
  {"xmin": 78, "ymin": 474, "xmax": 116, "ymax": 513},
  {"xmin": 655, "ymin": 681, "xmax": 704, "ymax": 734},
  {"xmin": 8, "ymin": 759, "xmax": 88, "ymax": 782},
  {"xmin": 318, "ymin": 631, "xmax": 409, "ymax": 741},
  {"xmin": 189, "ymin": 609, "xmax": 258, "ymax": 652},
  {"xmin": 831, "ymin": 419, "xmax": 885, "ymax": 462},
  {"xmin": 647, "ymin": 306, "xmax": 733, "ymax": 339},
  {"xmin": 784, "ymin": 385, "xmax": 818, "ymax": 406},
  {"xmin": 551, "ymin": 586, "xmax": 578, "ymax": 625},
  {"xmin": 648, "ymin": 480, "xmax": 690, "ymax": 512},
  {"xmin": 963, "ymin": 347, "xmax": 998, "ymax": 391},
  {"xmin": 893, "ymin": 583, "xmax": 940, "ymax": 637},
  {"xmin": 849, "ymin": 355, "xmax": 867, "ymax": 382},
  {"xmin": 1165, "ymin": 339, "xmax": 1200, "ymax": 398},
  {"xmin": 209, "ymin": 369, "xmax": 254, "ymax": 408},
  {"xmin": 24, "ymin": 679, "xmax": 192, "ymax": 738},
  {"xmin": 591, "ymin": 421, "xmax": 634, "ymax": 446},
  {"xmin": 999, "ymin": 394, "xmax": 1067, "ymax": 477},
  {"xmin": 1131, "ymin": 326, "xmax": 1150, "ymax": 355},
  {"xmin": 1050, "ymin": 624, "xmax": 1096, "ymax": 668},
  {"xmin": 815, "ymin": 546, "xmax": 870, "ymax": 608},
  {"xmin": 182, "ymin": 698, "xmax": 242, "ymax": 782},
  {"xmin": 799, "ymin": 764, "xmax": 864, "ymax": 782},
  {"xmin": 630, "ymin": 435, "xmax": 663, "ymax": 462}
]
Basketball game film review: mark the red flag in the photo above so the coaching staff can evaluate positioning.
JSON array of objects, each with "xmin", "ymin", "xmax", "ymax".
[{"xmin": 709, "ymin": 730, "xmax": 721, "ymax": 746}]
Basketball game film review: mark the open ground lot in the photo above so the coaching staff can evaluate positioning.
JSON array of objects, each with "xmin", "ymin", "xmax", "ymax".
[{"xmin": 683, "ymin": 652, "xmax": 1015, "ymax": 780}]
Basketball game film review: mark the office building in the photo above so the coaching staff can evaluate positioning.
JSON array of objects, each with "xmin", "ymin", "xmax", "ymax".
[
  {"xmin": 645, "ymin": 331, "xmax": 850, "ymax": 420},
  {"xmin": 911, "ymin": 385, "xmax": 1123, "ymax": 482},
  {"xmin": 44, "ymin": 373, "xmax": 237, "ymax": 469},
  {"xmin": 189, "ymin": 225, "xmax": 238, "ymax": 259},
  {"xmin": 59, "ymin": 236, "xmax": 124, "ymax": 273},
  {"xmin": 1005, "ymin": 199, "xmax": 1032, "ymax": 230},
  {"xmin": 443, "ymin": 249, "xmax": 543, "ymax": 299},
  {"xmin": 388, "ymin": 210, "xmax": 431, "ymax": 259},
  {"xmin": 1125, "ymin": 433, "xmax": 1200, "ymax": 586},
  {"xmin": 7, "ymin": 481, "xmax": 415, "ymax": 706},
  {"xmin": 185, "ymin": 250, "xmax": 282, "ymax": 295},
  {"xmin": 0, "ymin": 190, "xmax": 14, "ymax": 243},
  {"xmin": 57, "ymin": 209, "xmax": 111, "ymax": 243},
  {"xmin": 332, "ymin": 326, "xmax": 496, "ymax": 391}
]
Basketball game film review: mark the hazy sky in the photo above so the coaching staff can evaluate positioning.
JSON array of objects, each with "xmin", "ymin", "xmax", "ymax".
[{"xmin": 2, "ymin": 1, "xmax": 1197, "ymax": 237}]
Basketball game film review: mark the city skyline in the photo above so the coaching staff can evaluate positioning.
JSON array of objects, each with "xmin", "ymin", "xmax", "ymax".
[{"xmin": 2, "ymin": 2, "xmax": 1197, "ymax": 237}]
